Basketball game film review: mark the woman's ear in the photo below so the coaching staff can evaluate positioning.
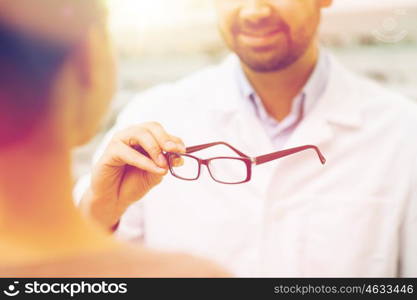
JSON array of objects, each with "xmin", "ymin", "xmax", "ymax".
[
  {"xmin": 66, "ymin": 31, "xmax": 96, "ymax": 146},
  {"xmin": 43, "ymin": 35, "xmax": 95, "ymax": 149},
  {"xmin": 72, "ymin": 30, "xmax": 94, "ymax": 89},
  {"xmin": 320, "ymin": 0, "xmax": 333, "ymax": 8},
  {"xmin": 66, "ymin": 25, "xmax": 116, "ymax": 146}
]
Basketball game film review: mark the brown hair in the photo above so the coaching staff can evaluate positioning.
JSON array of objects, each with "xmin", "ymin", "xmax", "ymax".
[{"xmin": 0, "ymin": 0, "xmax": 105, "ymax": 145}]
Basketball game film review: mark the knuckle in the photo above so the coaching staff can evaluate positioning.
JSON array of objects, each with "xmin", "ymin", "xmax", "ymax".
[
  {"xmin": 127, "ymin": 137, "xmax": 139, "ymax": 146},
  {"xmin": 143, "ymin": 121, "xmax": 162, "ymax": 130},
  {"xmin": 133, "ymin": 126, "xmax": 147, "ymax": 135},
  {"xmin": 124, "ymin": 125, "xmax": 146, "ymax": 137},
  {"xmin": 108, "ymin": 138, "xmax": 121, "ymax": 149},
  {"xmin": 148, "ymin": 145, "xmax": 161, "ymax": 154},
  {"xmin": 172, "ymin": 136, "xmax": 183, "ymax": 144},
  {"xmin": 150, "ymin": 121, "xmax": 162, "ymax": 128},
  {"xmin": 169, "ymin": 134, "xmax": 184, "ymax": 143}
]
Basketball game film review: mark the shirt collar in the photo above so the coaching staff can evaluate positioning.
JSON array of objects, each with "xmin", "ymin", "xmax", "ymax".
[{"xmin": 235, "ymin": 49, "xmax": 330, "ymax": 122}]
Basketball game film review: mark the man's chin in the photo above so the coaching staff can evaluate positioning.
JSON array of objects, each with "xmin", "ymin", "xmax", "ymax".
[{"xmin": 238, "ymin": 52, "xmax": 295, "ymax": 73}]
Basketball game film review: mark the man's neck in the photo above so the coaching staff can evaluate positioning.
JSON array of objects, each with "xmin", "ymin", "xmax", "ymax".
[
  {"xmin": 0, "ymin": 138, "xmax": 113, "ymax": 264},
  {"xmin": 242, "ymin": 42, "xmax": 319, "ymax": 122}
]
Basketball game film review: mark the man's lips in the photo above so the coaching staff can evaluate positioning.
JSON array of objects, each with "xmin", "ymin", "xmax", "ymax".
[
  {"xmin": 239, "ymin": 28, "xmax": 283, "ymax": 38},
  {"xmin": 236, "ymin": 28, "xmax": 286, "ymax": 48}
]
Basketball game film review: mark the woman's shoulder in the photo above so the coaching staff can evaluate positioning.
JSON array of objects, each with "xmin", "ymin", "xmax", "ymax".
[
  {"xmin": 115, "ymin": 244, "xmax": 231, "ymax": 278},
  {"xmin": 0, "ymin": 244, "xmax": 231, "ymax": 278}
]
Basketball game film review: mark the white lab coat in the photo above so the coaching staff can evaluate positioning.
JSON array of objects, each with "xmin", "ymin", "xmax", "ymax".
[{"xmin": 75, "ymin": 54, "xmax": 417, "ymax": 277}]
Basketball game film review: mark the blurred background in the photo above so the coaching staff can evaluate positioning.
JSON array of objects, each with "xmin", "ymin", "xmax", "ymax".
[{"xmin": 73, "ymin": 0, "xmax": 417, "ymax": 178}]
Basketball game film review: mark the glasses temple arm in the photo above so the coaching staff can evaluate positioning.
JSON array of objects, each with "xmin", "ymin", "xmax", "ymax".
[
  {"xmin": 254, "ymin": 145, "xmax": 327, "ymax": 165},
  {"xmin": 186, "ymin": 142, "xmax": 250, "ymax": 158}
]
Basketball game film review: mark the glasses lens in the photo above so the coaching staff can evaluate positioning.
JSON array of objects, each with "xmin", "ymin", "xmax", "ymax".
[
  {"xmin": 168, "ymin": 153, "xmax": 200, "ymax": 180},
  {"xmin": 208, "ymin": 158, "xmax": 249, "ymax": 184}
]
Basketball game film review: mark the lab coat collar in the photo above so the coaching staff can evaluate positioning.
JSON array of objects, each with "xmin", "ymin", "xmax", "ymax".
[
  {"xmin": 210, "ymin": 53, "xmax": 364, "ymax": 131},
  {"xmin": 284, "ymin": 54, "xmax": 364, "ymax": 150},
  {"xmin": 318, "ymin": 54, "xmax": 363, "ymax": 129}
]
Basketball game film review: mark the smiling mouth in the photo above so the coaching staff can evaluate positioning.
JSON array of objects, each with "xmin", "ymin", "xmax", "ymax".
[
  {"xmin": 239, "ymin": 28, "xmax": 283, "ymax": 38},
  {"xmin": 236, "ymin": 28, "xmax": 286, "ymax": 48}
]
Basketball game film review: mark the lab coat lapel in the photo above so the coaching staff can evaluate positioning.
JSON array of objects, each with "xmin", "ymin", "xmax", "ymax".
[
  {"xmin": 264, "ymin": 56, "xmax": 364, "ymax": 198},
  {"xmin": 285, "ymin": 55, "xmax": 363, "ymax": 149}
]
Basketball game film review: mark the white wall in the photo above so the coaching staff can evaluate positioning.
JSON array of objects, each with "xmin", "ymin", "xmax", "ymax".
[{"xmin": 330, "ymin": 0, "xmax": 417, "ymax": 12}]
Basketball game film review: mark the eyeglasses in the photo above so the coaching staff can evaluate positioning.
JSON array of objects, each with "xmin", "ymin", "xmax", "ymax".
[{"xmin": 165, "ymin": 142, "xmax": 326, "ymax": 185}]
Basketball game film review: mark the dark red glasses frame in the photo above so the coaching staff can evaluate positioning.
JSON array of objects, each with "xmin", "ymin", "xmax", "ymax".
[{"xmin": 165, "ymin": 142, "xmax": 326, "ymax": 185}]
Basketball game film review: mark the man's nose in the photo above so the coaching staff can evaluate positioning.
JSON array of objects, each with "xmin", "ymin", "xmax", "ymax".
[{"xmin": 240, "ymin": 0, "xmax": 272, "ymax": 25}]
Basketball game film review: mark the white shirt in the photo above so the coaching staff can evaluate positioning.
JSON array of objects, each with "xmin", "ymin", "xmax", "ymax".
[{"xmin": 75, "ymin": 53, "xmax": 417, "ymax": 277}]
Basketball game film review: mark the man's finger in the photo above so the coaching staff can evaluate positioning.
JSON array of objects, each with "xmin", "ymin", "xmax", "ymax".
[
  {"xmin": 127, "ymin": 129, "xmax": 167, "ymax": 168},
  {"xmin": 142, "ymin": 122, "xmax": 186, "ymax": 153},
  {"xmin": 113, "ymin": 142, "xmax": 168, "ymax": 175}
]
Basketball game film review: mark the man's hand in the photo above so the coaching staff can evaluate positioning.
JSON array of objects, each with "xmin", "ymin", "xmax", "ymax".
[{"xmin": 79, "ymin": 122, "xmax": 185, "ymax": 231}]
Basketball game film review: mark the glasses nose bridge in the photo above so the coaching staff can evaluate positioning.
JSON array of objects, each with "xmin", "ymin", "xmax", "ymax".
[
  {"xmin": 199, "ymin": 159, "xmax": 213, "ymax": 179},
  {"xmin": 200, "ymin": 158, "xmax": 210, "ymax": 167}
]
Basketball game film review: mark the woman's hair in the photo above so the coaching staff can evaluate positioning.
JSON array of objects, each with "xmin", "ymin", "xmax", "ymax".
[
  {"xmin": 0, "ymin": 0, "xmax": 105, "ymax": 145},
  {"xmin": 0, "ymin": 22, "xmax": 70, "ymax": 145}
]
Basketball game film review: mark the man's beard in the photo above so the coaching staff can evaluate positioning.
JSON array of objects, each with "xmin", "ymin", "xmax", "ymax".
[
  {"xmin": 236, "ymin": 47, "xmax": 298, "ymax": 73},
  {"xmin": 234, "ymin": 37, "xmax": 307, "ymax": 73},
  {"xmin": 220, "ymin": 22, "xmax": 311, "ymax": 73}
]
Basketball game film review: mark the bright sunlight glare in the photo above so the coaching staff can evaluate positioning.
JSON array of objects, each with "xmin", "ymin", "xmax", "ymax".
[{"xmin": 108, "ymin": 0, "xmax": 181, "ymax": 31}]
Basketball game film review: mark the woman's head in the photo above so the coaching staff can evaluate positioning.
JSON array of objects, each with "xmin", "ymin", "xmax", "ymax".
[{"xmin": 0, "ymin": 0, "xmax": 116, "ymax": 148}]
